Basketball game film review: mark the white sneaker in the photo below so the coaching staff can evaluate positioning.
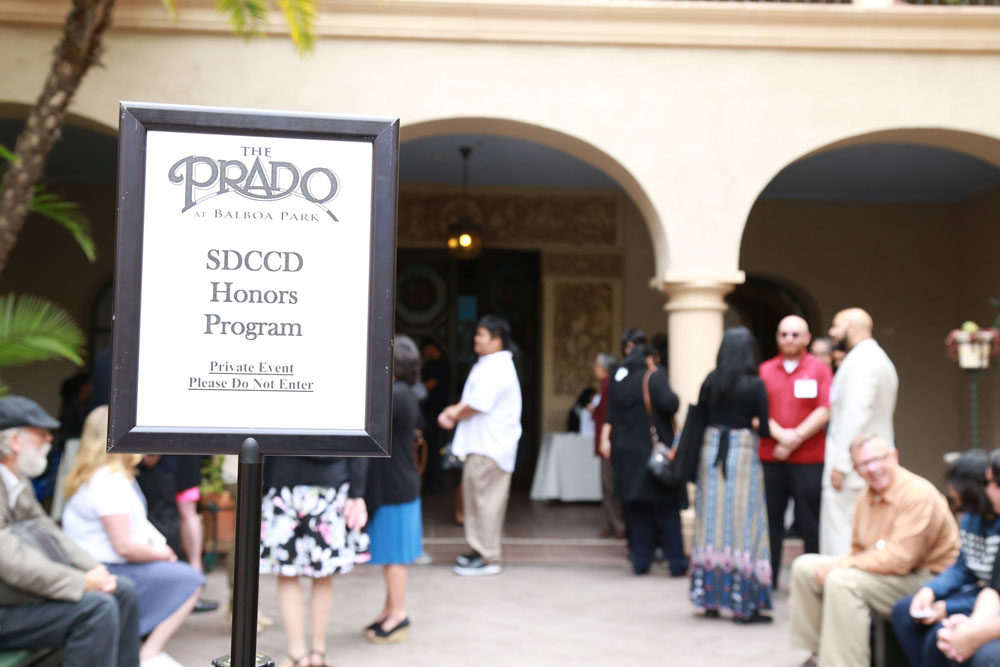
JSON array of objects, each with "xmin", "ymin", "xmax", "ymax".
[
  {"xmin": 452, "ymin": 558, "xmax": 502, "ymax": 576},
  {"xmin": 140, "ymin": 652, "xmax": 186, "ymax": 667}
]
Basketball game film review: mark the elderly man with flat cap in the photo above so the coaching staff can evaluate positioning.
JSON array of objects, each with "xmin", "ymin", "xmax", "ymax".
[
  {"xmin": 820, "ymin": 307, "xmax": 898, "ymax": 557},
  {"xmin": 0, "ymin": 396, "xmax": 140, "ymax": 667}
]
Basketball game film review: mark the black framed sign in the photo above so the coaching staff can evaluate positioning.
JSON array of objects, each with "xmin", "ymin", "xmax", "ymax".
[{"xmin": 109, "ymin": 102, "xmax": 398, "ymax": 456}]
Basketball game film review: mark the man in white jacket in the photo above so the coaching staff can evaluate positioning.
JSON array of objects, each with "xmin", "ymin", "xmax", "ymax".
[
  {"xmin": 820, "ymin": 308, "xmax": 898, "ymax": 556},
  {"xmin": 439, "ymin": 315, "xmax": 522, "ymax": 576}
]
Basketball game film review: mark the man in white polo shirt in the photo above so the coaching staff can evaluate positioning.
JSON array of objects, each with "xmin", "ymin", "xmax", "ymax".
[{"xmin": 438, "ymin": 315, "xmax": 522, "ymax": 576}]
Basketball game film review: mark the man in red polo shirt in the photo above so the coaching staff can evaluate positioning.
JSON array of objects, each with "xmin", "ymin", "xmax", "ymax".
[{"xmin": 759, "ymin": 315, "xmax": 833, "ymax": 588}]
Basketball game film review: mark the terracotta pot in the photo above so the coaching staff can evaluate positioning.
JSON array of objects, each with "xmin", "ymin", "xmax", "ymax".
[{"xmin": 199, "ymin": 490, "xmax": 236, "ymax": 554}]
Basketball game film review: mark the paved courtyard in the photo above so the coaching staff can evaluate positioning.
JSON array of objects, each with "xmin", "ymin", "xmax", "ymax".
[{"xmin": 170, "ymin": 495, "xmax": 809, "ymax": 667}]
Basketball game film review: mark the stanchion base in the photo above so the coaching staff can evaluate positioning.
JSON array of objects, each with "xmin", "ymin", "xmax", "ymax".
[{"xmin": 211, "ymin": 653, "xmax": 274, "ymax": 667}]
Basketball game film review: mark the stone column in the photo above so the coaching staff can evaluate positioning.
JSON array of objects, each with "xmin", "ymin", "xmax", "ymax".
[{"xmin": 659, "ymin": 272, "xmax": 745, "ymax": 415}]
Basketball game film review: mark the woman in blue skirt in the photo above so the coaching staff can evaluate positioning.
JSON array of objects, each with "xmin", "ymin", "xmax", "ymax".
[{"xmin": 363, "ymin": 334, "xmax": 424, "ymax": 644}]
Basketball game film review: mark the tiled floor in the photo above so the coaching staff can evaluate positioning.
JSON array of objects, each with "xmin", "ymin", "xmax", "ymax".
[{"xmin": 168, "ymin": 493, "xmax": 807, "ymax": 667}]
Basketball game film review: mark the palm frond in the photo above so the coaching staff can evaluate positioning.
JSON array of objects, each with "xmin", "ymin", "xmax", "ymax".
[
  {"xmin": 0, "ymin": 144, "xmax": 17, "ymax": 165},
  {"xmin": 276, "ymin": 0, "xmax": 316, "ymax": 54},
  {"xmin": 0, "ymin": 294, "xmax": 86, "ymax": 368},
  {"xmin": 217, "ymin": 0, "xmax": 268, "ymax": 38},
  {"xmin": 29, "ymin": 186, "xmax": 97, "ymax": 262},
  {"xmin": 161, "ymin": 0, "xmax": 177, "ymax": 14}
]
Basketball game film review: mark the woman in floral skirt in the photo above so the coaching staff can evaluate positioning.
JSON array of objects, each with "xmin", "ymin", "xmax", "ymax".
[{"xmin": 260, "ymin": 453, "xmax": 368, "ymax": 666}]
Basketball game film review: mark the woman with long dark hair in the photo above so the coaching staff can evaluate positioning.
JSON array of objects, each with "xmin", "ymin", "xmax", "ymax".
[
  {"xmin": 689, "ymin": 326, "xmax": 773, "ymax": 622},
  {"xmin": 890, "ymin": 449, "xmax": 1000, "ymax": 667}
]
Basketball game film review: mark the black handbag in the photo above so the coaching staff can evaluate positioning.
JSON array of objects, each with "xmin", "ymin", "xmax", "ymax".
[
  {"xmin": 440, "ymin": 441, "xmax": 465, "ymax": 472},
  {"xmin": 642, "ymin": 368, "xmax": 683, "ymax": 487}
]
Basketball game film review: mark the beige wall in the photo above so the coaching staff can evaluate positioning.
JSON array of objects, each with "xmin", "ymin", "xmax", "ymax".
[
  {"xmin": 740, "ymin": 198, "xmax": 993, "ymax": 484},
  {"xmin": 5, "ymin": 24, "xmax": 1000, "ymax": 281}
]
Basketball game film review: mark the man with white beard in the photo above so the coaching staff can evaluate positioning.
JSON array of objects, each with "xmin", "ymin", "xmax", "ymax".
[{"xmin": 0, "ymin": 396, "xmax": 140, "ymax": 667}]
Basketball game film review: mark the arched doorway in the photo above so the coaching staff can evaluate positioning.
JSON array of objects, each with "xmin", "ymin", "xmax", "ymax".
[
  {"xmin": 0, "ymin": 109, "xmax": 117, "ymax": 412},
  {"xmin": 398, "ymin": 123, "xmax": 665, "ymax": 556},
  {"xmin": 739, "ymin": 130, "xmax": 1000, "ymax": 483}
]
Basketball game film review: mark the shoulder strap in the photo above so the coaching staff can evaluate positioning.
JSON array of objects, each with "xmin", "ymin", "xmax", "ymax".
[
  {"xmin": 641, "ymin": 368, "xmax": 661, "ymax": 450},
  {"xmin": 641, "ymin": 367, "xmax": 655, "ymax": 416}
]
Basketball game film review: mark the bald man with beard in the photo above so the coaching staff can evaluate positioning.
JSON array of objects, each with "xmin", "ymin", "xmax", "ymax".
[
  {"xmin": 820, "ymin": 308, "xmax": 898, "ymax": 556},
  {"xmin": 758, "ymin": 316, "xmax": 833, "ymax": 587}
]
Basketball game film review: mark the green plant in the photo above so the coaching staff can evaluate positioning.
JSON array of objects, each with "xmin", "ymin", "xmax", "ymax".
[
  {"xmin": 0, "ymin": 144, "xmax": 96, "ymax": 263},
  {"xmin": 0, "ymin": 293, "xmax": 87, "ymax": 396},
  {"xmin": 200, "ymin": 455, "xmax": 228, "ymax": 496}
]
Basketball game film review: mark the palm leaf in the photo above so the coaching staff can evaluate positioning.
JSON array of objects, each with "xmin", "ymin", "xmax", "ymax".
[
  {"xmin": 217, "ymin": 0, "xmax": 268, "ymax": 38},
  {"xmin": 29, "ymin": 186, "xmax": 97, "ymax": 262},
  {"xmin": 0, "ymin": 144, "xmax": 17, "ymax": 165},
  {"xmin": 276, "ymin": 0, "xmax": 316, "ymax": 54},
  {"xmin": 0, "ymin": 294, "xmax": 86, "ymax": 368}
]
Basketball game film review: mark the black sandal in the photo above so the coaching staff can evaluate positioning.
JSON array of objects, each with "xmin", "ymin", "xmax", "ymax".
[
  {"xmin": 365, "ymin": 617, "xmax": 410, "ymax": 644},
  {"xmin": 283, "ymin": 654, "xmax": 309, "ymax": 667},
  {"xmin": 309, "ymin": 649, "xmax": 331, "ymax": 667}
]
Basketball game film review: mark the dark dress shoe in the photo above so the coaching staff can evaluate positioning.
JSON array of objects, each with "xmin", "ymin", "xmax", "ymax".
[
  {"xmin": 193, "ymin": 599, "xmax": 219, "ymax": 613},
  {"xmin": 734, "ymin": 611, "xmax": 772, "ymax": 624}
]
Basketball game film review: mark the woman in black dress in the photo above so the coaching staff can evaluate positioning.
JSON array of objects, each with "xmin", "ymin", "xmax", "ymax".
[
  {"xmin": 689, "ymin": 326, "xmax": 772, "ymax": 622},
  {"xmin": 600, "ymin": 342, "xmax": 687, "ymax": 576}
]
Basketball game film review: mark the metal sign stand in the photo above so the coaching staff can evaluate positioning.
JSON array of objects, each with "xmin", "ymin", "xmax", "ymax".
[{"xmin": 212, "ymin": 438, "xmax": 272, "ymax": 667}]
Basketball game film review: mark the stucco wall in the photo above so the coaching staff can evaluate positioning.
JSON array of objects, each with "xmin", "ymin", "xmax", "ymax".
[{"xmin": 5, "ymin": 25, "xmax": 1000, "ymax": 280}]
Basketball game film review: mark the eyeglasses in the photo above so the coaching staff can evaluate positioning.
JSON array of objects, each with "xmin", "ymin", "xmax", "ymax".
[{"xmin": 854, "ymin": 453, "xmax": 891, "ymax": 471}]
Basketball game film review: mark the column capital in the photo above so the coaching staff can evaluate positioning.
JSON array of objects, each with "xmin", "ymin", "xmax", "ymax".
[{"xmin": 652, "ymin": 270, "xmax": 745, "ymax": 313}]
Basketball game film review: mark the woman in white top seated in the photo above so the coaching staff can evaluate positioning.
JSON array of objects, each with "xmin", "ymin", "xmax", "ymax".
[{"xmin": 61, "ymin": 406, "xmax": 204, "ymax": 667}]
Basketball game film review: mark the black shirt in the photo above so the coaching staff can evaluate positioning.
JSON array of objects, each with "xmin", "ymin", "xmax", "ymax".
[
  {"xmin": 366, "ymin": 380, "xmax": 422, "ymax": 511},
  {"xmin": 263, "ymin": 456, "xmax": 368, "ymax": 499},
  {"xmin": 698, "ymin": 371, "xmax": 771, "ymax": 438}
]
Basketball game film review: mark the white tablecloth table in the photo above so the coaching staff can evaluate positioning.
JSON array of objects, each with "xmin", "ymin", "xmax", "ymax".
[{"xmin": 529, "ymin": 432, "xmax": 602, "ymax": 502}]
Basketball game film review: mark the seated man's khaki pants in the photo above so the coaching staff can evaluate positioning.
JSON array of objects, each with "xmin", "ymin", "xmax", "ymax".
[{"xmin": 789, "ymin": 553, "xmax": 933, "ymax": 667}]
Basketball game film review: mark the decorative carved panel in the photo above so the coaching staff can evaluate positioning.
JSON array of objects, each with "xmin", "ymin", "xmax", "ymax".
[
  {"xmin": 398, "ymin": 192, "xmax": 618, "ymax": 247},
  {"xmin": 543, "ymin": 253, "xmax": 623, "ymax": 277},
  {"xmin": 553, "ymin": 282, "xmax": 614, "ymax": 395}
]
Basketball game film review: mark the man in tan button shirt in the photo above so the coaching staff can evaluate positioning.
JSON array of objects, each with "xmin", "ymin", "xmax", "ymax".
[{"xmin": 789, "ymin": 435, "xmax": 960, "ymax": 667}]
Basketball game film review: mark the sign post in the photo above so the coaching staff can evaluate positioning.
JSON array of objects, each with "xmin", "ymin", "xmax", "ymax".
[{"xmin": 109, "ymin": 103, "xmax": 399, "ymax": 666}]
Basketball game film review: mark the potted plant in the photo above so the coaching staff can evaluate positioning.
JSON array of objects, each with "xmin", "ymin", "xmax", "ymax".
[
  {"xmin": 199, "ymin": 456, "xmax": 236, "ymax": 559},
  {"xmin": 946, "ymin": 319, "xmax": 1000, "ymax": 450},
  {"xmin": 945, "ymin": 321, "xmax": 1000, "ymax": 369}
]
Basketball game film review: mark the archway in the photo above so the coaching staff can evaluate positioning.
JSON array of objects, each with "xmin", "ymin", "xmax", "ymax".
[
  {"xmin": 738, "ymin": 128, "xmax": 1000, "ymax": 484},
  {"xmin": 0, "ymin": 107, "xmax": 117, "ymax": 412},
  {"xmin": 399, "ymin": 120, "xmax": 665, "ymax": 557}
]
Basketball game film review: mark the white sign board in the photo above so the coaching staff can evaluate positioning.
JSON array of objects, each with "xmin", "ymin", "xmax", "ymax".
[{"xmin": 110, "ymin": 104, "xmax": 398, "ymax": 455}]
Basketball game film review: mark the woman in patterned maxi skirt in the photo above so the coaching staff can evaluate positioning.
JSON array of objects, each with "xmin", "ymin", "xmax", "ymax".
[{"xmin": 689, "ymin": 327, "xmax": 773, "ymax": 623}]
